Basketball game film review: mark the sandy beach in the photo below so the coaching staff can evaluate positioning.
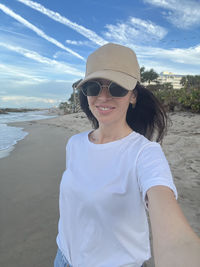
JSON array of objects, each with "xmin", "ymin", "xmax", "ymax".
[{"xmin": 0, "ymin": 111, "xmax": 199, "ymax": 267}]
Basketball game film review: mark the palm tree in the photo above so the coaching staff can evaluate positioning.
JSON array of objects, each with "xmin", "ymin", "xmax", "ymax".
[{"xmin": 140, "ymin": 67, "xmax": 159, "ymax": 84}]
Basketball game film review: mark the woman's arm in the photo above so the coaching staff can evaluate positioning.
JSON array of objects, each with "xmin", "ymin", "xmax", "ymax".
[{"xmin": 147, "ymin": 185, "xmax": 200, "ymax": 267}]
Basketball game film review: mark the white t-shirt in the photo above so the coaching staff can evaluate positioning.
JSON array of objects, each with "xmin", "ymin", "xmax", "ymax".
[{"xmin": 56, "ymin": 130, "xmax": 178, "ymax": 267}]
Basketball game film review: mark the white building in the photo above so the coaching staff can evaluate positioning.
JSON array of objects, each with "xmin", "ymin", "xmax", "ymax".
[
  {"xmin": 143, "ymin": 71, "xmax": 184, "ymax": 90},
  {"xmin": 157, "ymin": 71, "xmax": 184, "ymax": 89}
]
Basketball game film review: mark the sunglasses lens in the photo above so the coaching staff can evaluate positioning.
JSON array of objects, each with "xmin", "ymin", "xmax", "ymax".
[
  {"xmin": 81, "ymin": 81, "xmax": 101, "ymax": 96},
  {"xmin": 109, "ymin": 83, "xmax": 129, "ymax": 97}
]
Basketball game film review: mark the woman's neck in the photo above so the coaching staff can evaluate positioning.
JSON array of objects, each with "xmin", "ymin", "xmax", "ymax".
[{"xmin": 89, "ymin": 123, "xmax": 133, "ymax": 144}]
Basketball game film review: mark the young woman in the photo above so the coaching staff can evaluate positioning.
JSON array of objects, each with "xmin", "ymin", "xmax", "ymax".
[{"xmin": 54, "ymin": 43, "xmax": 200, "ymax": 267}]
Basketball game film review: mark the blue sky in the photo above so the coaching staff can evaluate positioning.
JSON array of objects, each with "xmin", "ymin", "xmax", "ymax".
[{"xmin": 0, "ymin": 0, "xmax": 200, "ymax": 108}]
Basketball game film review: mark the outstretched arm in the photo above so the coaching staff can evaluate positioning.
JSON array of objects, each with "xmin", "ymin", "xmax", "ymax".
[{"xmin": 147, "ymin": 185, "xmax": 200, "ymax": 267}]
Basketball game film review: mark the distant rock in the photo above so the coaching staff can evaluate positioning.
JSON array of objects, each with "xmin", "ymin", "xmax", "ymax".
[
  {"xmin": 0, "ymin": 109, "xmax": 8, "ymax": 114},
  {"xmin": 0, "ymin": 108, "xmax": 40, "ymax": 114}
]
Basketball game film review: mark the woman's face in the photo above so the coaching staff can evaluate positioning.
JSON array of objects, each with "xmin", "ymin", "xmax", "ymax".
[{"xmin": 87, "ymin": 79, "xmax": 136, "ymax": 127}]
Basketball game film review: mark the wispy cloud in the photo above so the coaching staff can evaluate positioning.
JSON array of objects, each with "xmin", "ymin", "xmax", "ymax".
[
  {"xmin": 135, "ymin": 44, "xmax": 200, "ymax": 68},
  {"xmin": 65, "ymin": 40, "xmax": 93, "ymax": 46},
  {"xmin": 0, "ymin": 42, "xmax": 84, "ymax": 77},
  {"xmin": 0, "ymin": 63, "xmax": 43, "ymax": 82},
  {"xmin": 130, "ymin": 17, "xmax": 167, "ymax": 39},
  {"xmin": 143, "ymin": 0, "xmax": 200, "ymax": 29},
  {"xmin": 17, "ymin": 0, "xmax": 107, "ymax": 46},
  {"xmin": 0, "ymin": 26, "xmax": 31, "ymax": 38},
  {"xmin": 0, "ymin": 3, "xmax": 84, "ymax": 60},
  {"xmin": 103, "ymin": 17, "xmax": 167, "ymax": 44},
  {"xmin": 0, "ymin": 63, "xmax": 48, "ymax": 83},
  {"xmin": 129, "ymin": 44, "xmax": 200, "ymax": 75}
]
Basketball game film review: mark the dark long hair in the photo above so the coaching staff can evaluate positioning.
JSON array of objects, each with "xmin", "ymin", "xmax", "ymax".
[{"xmin": 79, "ymin": 82, "xmax": 170, "ymax": 143}]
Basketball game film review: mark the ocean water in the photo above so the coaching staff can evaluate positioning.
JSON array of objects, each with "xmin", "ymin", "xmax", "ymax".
[{"xmin": 0, "ymin": 110, "xmax": 57, "ymax": 159}]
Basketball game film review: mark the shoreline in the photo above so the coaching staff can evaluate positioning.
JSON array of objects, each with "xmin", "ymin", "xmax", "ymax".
[
  {"xmin": 0, "ymin": 146, "xmax": 15, "ymax": 159},
  {"xmin": 0, "ymin": 110, "xmax": 60, "ymax": 159},
  {"xmin": 0, "ymin": 111, "xmax": 199, "ymax": 267}
]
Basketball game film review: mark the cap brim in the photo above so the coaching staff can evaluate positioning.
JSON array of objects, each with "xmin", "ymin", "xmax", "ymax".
[{"xmin": 76, "ymin": 70, "xmax": 138, "ymax": 91}]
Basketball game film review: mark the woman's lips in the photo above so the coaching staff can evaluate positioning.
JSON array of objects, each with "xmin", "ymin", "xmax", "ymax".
[{"xmin": 96, "ymin": 105, "xmax": 115, "ymax": 114}]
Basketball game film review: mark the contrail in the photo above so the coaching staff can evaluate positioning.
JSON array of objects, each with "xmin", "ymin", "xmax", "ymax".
[
  {"xmin": 0, "ymin": 3, "xmax": 85, "ymax": 60},
  {"xmin": 17, "ymin": 0, "xmax": 107, "ymax": 46},
  {"xmin": 0, "ymin": 42, "xmax": 84, "ymax": 76}
]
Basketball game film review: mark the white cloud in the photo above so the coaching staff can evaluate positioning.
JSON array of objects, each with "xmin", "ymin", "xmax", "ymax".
[
  {"xmin": 65, "ymin": 40, "xmax": 92, "ymax": 46},
  {"xmin": 124, "ymin": 43, "xmax": 200, "ymax": 75},
  {"xmin": 0, "ymin": 42, "xmax": 84, "ymax": 77},
  {"xmin": 136, "ymin": 44, "xmax": 200, "ymax": 66},
  {"xmin": 53, "ymin": 51, "xmax": 70, "ymax": 60},
  {"xmin": 0, "ymin": 3, "xmax": 84, "ymax": 60},
  {"xmin": 130, "ymin": 17, "xmax": 167, "ymax": 39},
  {"xmin": 143, "ymin": 0, "xmax": 200, "ymax": 29},
  {"xmin": 17, "ymin": 0, "xmax": 107, "ymax": 46},
  {"xmin": 103, "ymin": 17, "xmax": 167, "ymax": 44}
]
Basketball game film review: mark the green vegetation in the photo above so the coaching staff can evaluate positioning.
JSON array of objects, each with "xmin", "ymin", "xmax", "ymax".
[
  {"xmin": 141, "ymin": 69, "xmax": 200, "ymax": 113},
  {"xmin": 59, "ymin": 92, "xmax": 79, "ymax": 114},
  {"xmin": 177, "ymin": 76, "xmax": 200, "ymax": 113},
  {"xmin": 58, "ymin": 101, "xmax": 71, "ymax": 114},
  {"xmin": 177, "ymin": 87, "xmax": 200, "ymax": 113},
  {"xmin": 149, "ymin": 84, "xmax": 181, "ymax": 112}
]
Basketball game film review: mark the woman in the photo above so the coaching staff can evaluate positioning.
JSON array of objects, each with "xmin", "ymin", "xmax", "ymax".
[{"xmin": 54, "ymin": 43, "xmax": 200, "ymax": 267}]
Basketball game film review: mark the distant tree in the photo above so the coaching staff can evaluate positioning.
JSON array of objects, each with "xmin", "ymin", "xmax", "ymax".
[
  {"xmin": 180, "ymin": 75, "xmax": 200, "ymax": 89},
  {"xmin": 180, "ymin": 76, "xmax": 187, "ymax": 87},
  {"xmin": 68, "ymin": 91, "xmax": 81, "ymax": 113},
  {"xmin": 140, "ymin": 67, "xmax": 159, "ymax": 84},
  {"xmin": 140, "ymin": 66, "xmax": 146, "ymax": 83},
  {"xmin": 58, "ymin": 79, "xmax": 82, "ymax": 114},
  {"xmin": 59, "ymin": 101, "xmax": 70, "ymax": 114},
  {"xmin": 68, "ymin": 92, "xmax": 78, "ymax": 104}
]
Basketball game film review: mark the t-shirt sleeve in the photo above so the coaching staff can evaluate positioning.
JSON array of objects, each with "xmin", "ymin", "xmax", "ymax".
[
  {"xmin": 65, "ymin": 138, "xmax": 72, "ymax": 169},
  {"xmin": 136, "ymin": 142, "xmax": 178, "ymax": 209}
]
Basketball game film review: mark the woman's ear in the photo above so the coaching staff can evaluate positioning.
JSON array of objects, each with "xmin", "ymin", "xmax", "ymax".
[{"xmin": 130, "ymin": 91, "xmax": 137, "ymax": 105}]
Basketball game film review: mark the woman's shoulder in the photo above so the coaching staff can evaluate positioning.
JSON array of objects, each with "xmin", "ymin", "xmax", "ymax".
[
  {"xmin": 67, "ymin": 130, "xmax": 91, "ymax": 145},
  {"xmin": 132, "ymin": 131, "xmax": 161, "ymax": 150}
]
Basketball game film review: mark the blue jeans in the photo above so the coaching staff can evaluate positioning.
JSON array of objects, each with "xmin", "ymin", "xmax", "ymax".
[
  {"xmin": 54, "ymin": 248, "xmax": 72, "ymax": 267},
  {"xmin": 54, "ymin": 247, "xmax": 144, "ymax": 267}
]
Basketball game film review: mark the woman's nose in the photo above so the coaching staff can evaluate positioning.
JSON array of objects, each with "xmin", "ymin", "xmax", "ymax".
[{"xmin": 98, "ymin": 87, "xmax": 112, "ymax": 99}]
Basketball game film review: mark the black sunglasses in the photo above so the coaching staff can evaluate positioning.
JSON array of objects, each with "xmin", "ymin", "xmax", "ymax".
[{"xmin": 81, "ymin": 81, "xmax": 129, "ymax": 98}]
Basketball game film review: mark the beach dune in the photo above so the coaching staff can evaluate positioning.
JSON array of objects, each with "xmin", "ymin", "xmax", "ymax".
[{"xmin": 0, "ymin": 112, "xmax": 199, "ymax": 267}]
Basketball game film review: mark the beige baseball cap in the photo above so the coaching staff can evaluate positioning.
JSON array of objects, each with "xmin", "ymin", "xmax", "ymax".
[{"xmin": 77, "ymin": 43, "xmax": 140, "ymax": 91}]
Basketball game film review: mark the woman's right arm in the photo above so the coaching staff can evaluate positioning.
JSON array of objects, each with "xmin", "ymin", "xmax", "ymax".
[{"xmin": 147, "ymin": 185, "xmax": 200, "ymax": 267}]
